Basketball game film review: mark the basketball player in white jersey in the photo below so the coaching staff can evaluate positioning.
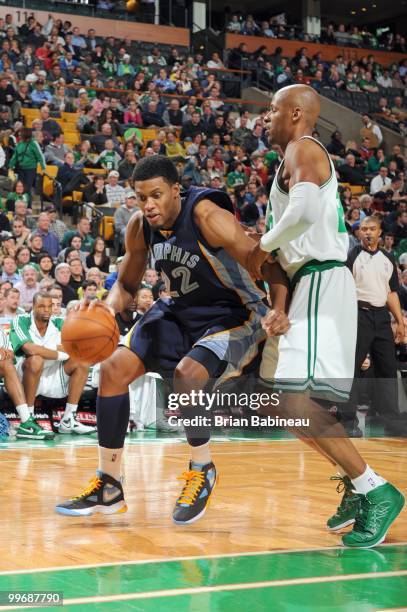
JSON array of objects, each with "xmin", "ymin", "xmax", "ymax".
[{"xmin": 247, "ymin": 85, "xmax": 405, "ymax": 548}]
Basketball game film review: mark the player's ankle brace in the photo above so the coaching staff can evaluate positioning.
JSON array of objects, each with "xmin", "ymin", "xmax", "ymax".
[{"xmin": 97, "ymin": 393, "xmax": 130, "ymax": 448}]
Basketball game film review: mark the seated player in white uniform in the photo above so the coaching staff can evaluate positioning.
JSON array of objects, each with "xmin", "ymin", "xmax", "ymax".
[
  {"xmin": 0, "ymin": 325, "xmax": 54, "ymax": 440},
  {"xmin": 9, "ymin": 291, "xmax": 95, "ymax": 435}
]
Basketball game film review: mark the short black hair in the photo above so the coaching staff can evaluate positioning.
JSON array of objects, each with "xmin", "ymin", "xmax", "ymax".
[
  {"xmin": 33, "ymin": 291, "xmax": 52, "ymax": 306},
  {"xmin": 82, "ymin": 280, "xmax": 97, "ymax": 290},
  {"xmin": 132, "ymin": 155, "xmax": 179, "ymax": 186}
]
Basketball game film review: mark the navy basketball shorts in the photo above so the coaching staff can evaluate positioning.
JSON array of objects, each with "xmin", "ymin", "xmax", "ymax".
[{"xmin": 121, "ymin": 298, "xmax": 266, "ymax": 383}]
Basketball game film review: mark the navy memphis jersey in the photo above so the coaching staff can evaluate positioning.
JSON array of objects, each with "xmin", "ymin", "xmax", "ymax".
[{"xmin": 142, "ymin": 186, "xmax": 267, "ymax": 328}]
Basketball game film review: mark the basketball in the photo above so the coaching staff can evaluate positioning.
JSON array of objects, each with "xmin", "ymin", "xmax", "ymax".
[
  {"xmin": 126, "ymin": 0, "xmax": 139, "ymax": 12},
  {"xmin": 61, "ymin": 304, "xmax": 120, "ymax": 365}
]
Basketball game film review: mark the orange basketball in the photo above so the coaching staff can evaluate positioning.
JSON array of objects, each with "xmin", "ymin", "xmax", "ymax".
[{"xmin": 61, "ymin": 304, "xmax": 120, "ymax": 366}]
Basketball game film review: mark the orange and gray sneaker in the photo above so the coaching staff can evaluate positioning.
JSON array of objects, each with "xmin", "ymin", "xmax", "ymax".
[
  {"xmin": 173, "ymin": 461, "xmax": 217, "ymax": 525},
  {"xmin": 55, "ymin": 471, "xmax": 127, "ymax": 516}
]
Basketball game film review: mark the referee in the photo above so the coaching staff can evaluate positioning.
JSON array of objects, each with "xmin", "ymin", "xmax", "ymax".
[{"xmin": 346, "ymin": 215, "xmax": 405, "ymax": 435}]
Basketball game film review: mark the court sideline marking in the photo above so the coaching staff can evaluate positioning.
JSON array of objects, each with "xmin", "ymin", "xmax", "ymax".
[
  {"xmin": 1, "ymin": 542, "xmax": 407, "ymax": 576},
  {"xmin": 1, "ymin": 570, "xmax": 406, "ymax": 610}
]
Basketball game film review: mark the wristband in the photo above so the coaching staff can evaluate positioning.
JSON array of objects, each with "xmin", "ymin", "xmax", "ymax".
[{"xmin": 57, "ymin": 351, "xmax": 70, "ymax": 362}]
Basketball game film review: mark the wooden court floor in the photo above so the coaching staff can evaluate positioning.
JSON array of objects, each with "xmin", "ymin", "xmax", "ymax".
[{"xmin": 0, "ymin": 435, "xmax": 406, "ymax": 610}]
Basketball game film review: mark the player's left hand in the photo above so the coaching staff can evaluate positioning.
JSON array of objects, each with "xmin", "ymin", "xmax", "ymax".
[
  {"xmin": 261, "ymin": 310, "xmax": 290, "ymax": 337},
  {"xmin": 247, "ymin": 242, "xmax": 270, "ymax": 279},
  {"xmin": 394, "ymin": 321, "xmax": 405, "ymax": 344}
]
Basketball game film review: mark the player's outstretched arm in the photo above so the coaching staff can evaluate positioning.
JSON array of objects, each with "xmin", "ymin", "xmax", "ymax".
[
  {"xmin": 248, "ymin": 140, "xmax": 327, "ymax": 278},
  {"xmin": 105, "ymin": 212, "xmax": 149, "ymax": 314}
]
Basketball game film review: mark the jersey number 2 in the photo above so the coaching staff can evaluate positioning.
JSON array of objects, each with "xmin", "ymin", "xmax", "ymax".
[{"xmin": 161, "ymin": 266, "xmax": 199, "ymax": 298}]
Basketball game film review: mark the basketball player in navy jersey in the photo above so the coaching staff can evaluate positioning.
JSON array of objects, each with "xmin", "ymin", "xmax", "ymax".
[{"xmin": 56, "ymin": 155, "xmax": 290, "ymax": 523}]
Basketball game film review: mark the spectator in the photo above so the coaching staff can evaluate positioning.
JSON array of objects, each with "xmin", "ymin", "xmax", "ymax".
[
  {"xmin": 68, "ymin": 258, "xmax": 85, "ymax": 295},
  {"xmin": 16, "ymin": 246, "xmax": 34, "ymax": 273},
  {"xmin": 62, "ymin": 217, "xmax": 94, "ymax": 253},
  {"xmin": 0, "ymin": 210, "xmax": 11, "ymax": 232},
  {"xmin": 44, "ymin": 205, "xmax": 68, "ymax": 243},
  {"xmin": 339, "ymin": 154, "xmax": 367, "ymax": 186},
  {"xmin": 81, "ymin": 279, "xmax": 98, "ymax": 301},
  {"xmin": 28, "ymin": 233, "xmax": 44, "ymax": 263},
  {"xmin": 141, "ymin": 101, "xmax": 165, "ymax": 128},
  {"xmin": 5, "ymin": 180, "xmax": 30, "ymax": 213},
  {"xmin": 78, "ymin": 267, "xmax": 108, "ymax": 300},
  {"xmin": 34, "ymin": 213, "xmax": 60, "ymax": 259},
  {"xmin": 114, "ymin": 191, "xmax": 139, "ymax": 245},
  {"xmin": 56, "ymin": 151, "xmax": 89, "ymax": 197},
  {"xmin": 98, "ymin": 138, "xmax": 122, "ymax": 172},
  {"xmin": 83, "ymin": 175, "xmax": 108, "ymax": 207},
  {"xmin": 326, "ymin": 130, "xmax": 346, "ymax": 159},
  {"xmin": 14, "ymin": 265, "xmax": 40, "ymax": 311},
  {"xmin": 3, "ymin": 287, "xmax": 24, "ymax": 320},
  {"xmin": 38, "ymin": 253, "xmax": 54, "ymax": 281},
  {"xmin": 54, "ymin": 262, "xmax": 77, "ymax": 306},
  {"xmin": 180, "ymin": 111, "xmax": 203, "ymax": 141},
  {"xmin": 366, "ymin": 149, "xmax": 386, "ymax": 175},
  {"xmin": 162, "ymin": 99, "xmax": 184, "ymax": 128},
  {"xmin": 118, "ymin": 148, "xmax": 138, "ymax": 181},
  {"xmin": 360, "ymin": 114, "xmax": 383, "ymax": 148},
  {"xmin": 12, "ymin": 219, "xmax": 31, "ymax": 249},
  {"xmin": 58, "ymin": 235, "xmax": 87, "ymax": 266},
  {"xmin": 83, "ymin": 237, "xmax": 109, "ymax": 275},
  {"xmin": 9, "ymin": 127, "xmax": 45, "ymax": 193},
  {"xmin": 40, "ymin": 105, "xmax": 62, "ymax": 140},
  {"xmin": 105, "ymin": 170, "xmax": 126, "ymax": 206},
  {"xmin": 44, "ymin": 134, "xmax": 71, "ymax": 167},
  {"xmin": 1, "ymin": 256, "xmax": 21, "ymax": 284},
  {"xmin": 30, "ymin": 79, "xmax": 52, "ymax": 107},
  {"xmin": 370, "ymin": 166, "xmax": 392, "ymax": 195},
  {"xmin": 391, "ymin": 211, "xmax": 407, "ymax": 245}
]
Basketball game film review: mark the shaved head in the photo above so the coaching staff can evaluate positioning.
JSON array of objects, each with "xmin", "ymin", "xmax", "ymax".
[
  {"xmin": 264, "ymin": 84, "xmax": 321, "ymax": 149},
  {"xmin": 274, "ymin": 85, "xmax": 320, "ymax": 125}
]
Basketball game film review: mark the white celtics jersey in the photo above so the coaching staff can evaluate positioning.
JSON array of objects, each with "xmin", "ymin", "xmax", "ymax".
[{"xmin": 265, "ymin": 136, "xmax": 349, "ymax": 279}]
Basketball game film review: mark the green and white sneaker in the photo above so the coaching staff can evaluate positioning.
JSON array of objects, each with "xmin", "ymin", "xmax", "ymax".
[
  {"xmin": 327, "ymin": 475, "xmax": 361, "ymax": 531},
  {"xmin": 342, "ymin": 482, "xmax": 405, "ymax": 548},
  {"xmin": 15, "ymin": 415, "xmax": 55, "ymax": 440}
]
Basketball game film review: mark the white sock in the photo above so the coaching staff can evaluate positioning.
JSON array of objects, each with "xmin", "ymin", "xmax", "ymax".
[
  {"xmin": 28, "ymin": 406, "xmax": 34, "ymax": 416},
  {"xmin": 98, "ymin": 446, "xmax": 123, "ymax": 481},
  {"xmin": 16, "ymin": 404, "xmax": 30, "ymax": 423},
  {"xmin": 351, "ymin": 465, "xmax": 387, "ymax": 495},
  {"xmin": 190, "ymin": 441, "xmax": 211, "ymax": 467},
  {"xmin": 63, "ymin": 403, "xmax": 78, "ymax": 420}
]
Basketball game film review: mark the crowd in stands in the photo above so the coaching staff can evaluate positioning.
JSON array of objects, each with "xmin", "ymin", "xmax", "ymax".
[
  {"xmin": 226, "ymin": 12, "xmax": 406, "ymax": 54},
  {"xmin": 0, "ymin": 10, "xmax": 405, "ymax": 438},
  {"xmin": 227, "ymin": 42, "xmax": 406, "ymax": 135}
]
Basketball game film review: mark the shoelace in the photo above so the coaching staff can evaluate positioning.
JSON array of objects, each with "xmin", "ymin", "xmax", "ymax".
[
  {"xmin": 72, "ymin": 477, "xmax": 103, "ymax": 501},
  {"xmin": 176, "ymin": 470, "xmax": 205, "ymax": 506},
  {"xmin": 354, "ymin": 497, "xmax": 391, "ymax": 536},
  {"xmin": 330, "ymin": 475, "xmax": 355, "ymax": 513},
  {"xmin": 330, "ymin": 475, "xmax": 349, "ymax": 495}
]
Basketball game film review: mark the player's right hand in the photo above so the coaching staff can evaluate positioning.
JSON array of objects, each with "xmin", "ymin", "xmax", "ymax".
[
  {"xmin": 0, "ymin": 348, "xmax": 14, "ymax": 360},
  {"xmin": 77, "ymin": 299, "xmax": 115, "ymax": 318}
]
